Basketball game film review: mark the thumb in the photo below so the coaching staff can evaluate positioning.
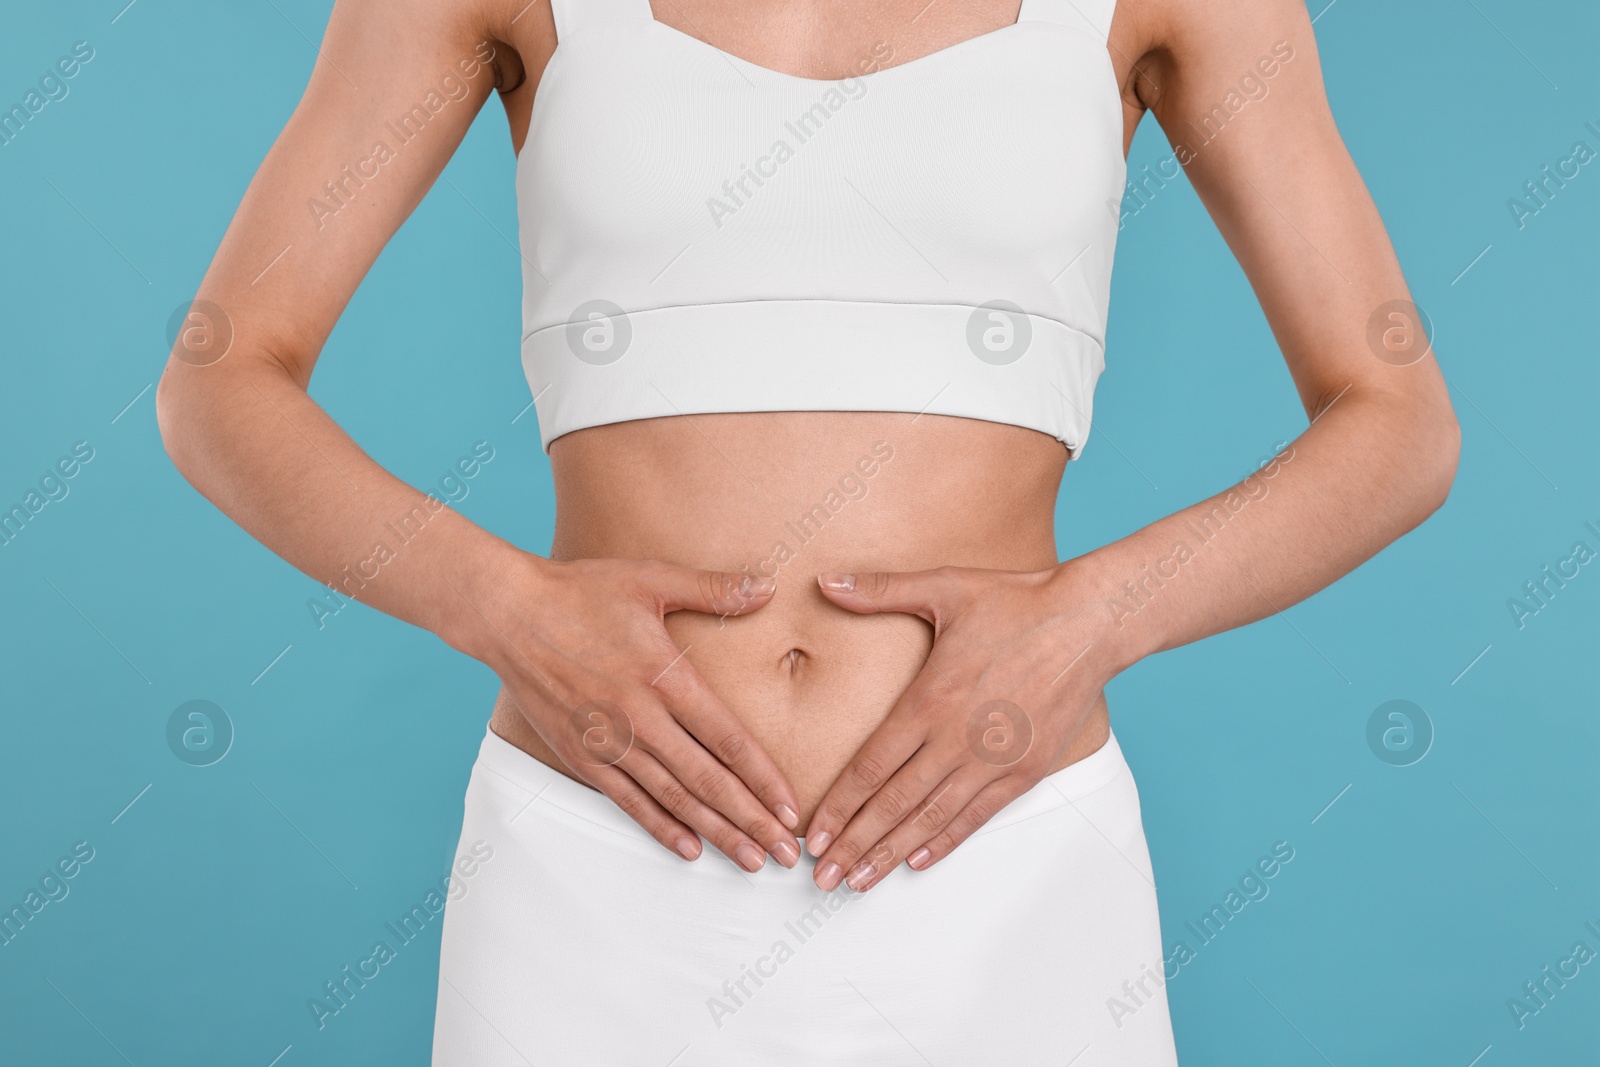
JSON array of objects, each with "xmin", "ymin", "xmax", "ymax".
[
  {"xmin": 816, "ymin": 569, "xmax": 949, "ymax": 624},
  {"xmin": 653, "ymin": 565, "xmax": 777, "ymax": 617}
]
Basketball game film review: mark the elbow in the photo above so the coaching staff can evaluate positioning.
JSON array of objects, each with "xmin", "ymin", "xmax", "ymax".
[
  {"xmin": 1414, "ymin": 408, "xmax": 1461, "ymax": 520},
  {"xmin": 157, "ymin": 349, "xmax": 303, "ymax": 487},
  {"xmin": 154, "ymin": 366, "xmax": 194, "ymax": 476},
  {"xmin": 155, "ymin": 361, "xmax": 227, "ymax": 481}
]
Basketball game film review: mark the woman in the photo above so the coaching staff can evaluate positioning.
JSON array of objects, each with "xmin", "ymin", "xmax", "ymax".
[{"xmin": 157, "ymin": 0, "xmax": 1459, "ymax": 1061}]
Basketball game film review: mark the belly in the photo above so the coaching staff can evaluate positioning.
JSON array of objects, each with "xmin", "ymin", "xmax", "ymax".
[{"xmin": 490, "ymin": 410, "xmax": 1080, "ymax": 827}]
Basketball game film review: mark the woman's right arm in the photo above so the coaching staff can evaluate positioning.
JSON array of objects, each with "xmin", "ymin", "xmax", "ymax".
[{"xmin": 156, "ymin": 0, "xmax": 801, "ymax": 871}]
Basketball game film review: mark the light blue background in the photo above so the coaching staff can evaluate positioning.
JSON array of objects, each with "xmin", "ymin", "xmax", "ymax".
[{"xmin": 1, "ymin": 1, "xmax": 1595, "ymax": 1064}]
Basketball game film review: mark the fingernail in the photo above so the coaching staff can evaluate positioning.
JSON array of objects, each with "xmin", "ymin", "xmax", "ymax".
[
  {"xmin": 908, "ymin": 847, "xmax": 932, "ymax": 870},
  {"xmin": 676, "ymin": 837, "xmax": 701, "ymax": 861},
  {"xmin": 818, "ymin": 573, "xmax": 855, "ymax": 593},
  {"xmin": 807, "ymin": 831, "xmax": 832, "ymax": 857},
  {"xmin": 846, "ymin": 862, "xmax": 876, "ymax": 891},
  {"xmin": 735, "ymin": 843, "xmax": 766, "ymax": 872},
  {"xmin": 775, "ymin": 804, "xmax": 799, "ymax": 830},
  {"xmin": 815, "ymin": 861, "xmax": 843, "ymax": 891},
  {"xmin": 740, "ymin": 574, "xmax": 776, "ymax": 597},
  {"xmin": 772, "ymin": 841, "xmax": 800, "ymax": 868}
]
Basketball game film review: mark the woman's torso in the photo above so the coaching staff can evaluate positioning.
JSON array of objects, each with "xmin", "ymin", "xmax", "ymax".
[
  {"xmin": 489, "ymin": 411, "xmax": 1111, "ymax": 825},
  {"xmin": 489, "ymin": 0, "xmax": 1142, "ymax": 826}
]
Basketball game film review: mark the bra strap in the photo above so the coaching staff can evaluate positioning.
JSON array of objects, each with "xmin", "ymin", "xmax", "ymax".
[
  {"xmin": 1017, "ymin": 0, "xmax": 1117, "ymax": 41},
  {"xmin": 550, "ymin": 0, "xmax": 654, "ymax": 41}
]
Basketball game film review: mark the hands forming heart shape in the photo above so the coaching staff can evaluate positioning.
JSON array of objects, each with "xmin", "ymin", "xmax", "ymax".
[{"xmin": 491, "ymin": 553, "xmax": 1117, "ymax": 892}]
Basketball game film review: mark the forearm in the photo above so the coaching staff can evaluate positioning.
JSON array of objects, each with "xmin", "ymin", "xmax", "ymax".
[
  {"xmin": 156, "ymin": 357, "xmax": 522, "ymax": 663},
  {"xmin": 1069, "ymin": 384, "xmax": 1460, "ymax": 675}
]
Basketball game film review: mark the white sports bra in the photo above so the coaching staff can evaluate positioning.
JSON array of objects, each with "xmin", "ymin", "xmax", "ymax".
[{"xmin": 518, "ymin": 0, "xmax": 1125, "ymax": 457}]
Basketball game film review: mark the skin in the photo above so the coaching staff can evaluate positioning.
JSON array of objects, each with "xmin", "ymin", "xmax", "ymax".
[{"xmin": 156, "ymin": 0, "xmax": 1459, "ymax": 896}]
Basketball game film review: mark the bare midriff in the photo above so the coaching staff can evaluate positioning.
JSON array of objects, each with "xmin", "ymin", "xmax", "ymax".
[{"xmin": 489, "ymin": 411, "xmax": 1111, "ymax": 828}]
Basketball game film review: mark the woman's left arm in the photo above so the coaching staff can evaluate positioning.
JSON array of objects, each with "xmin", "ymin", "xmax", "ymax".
[{"xmin": 803, "ymin": 0, "xmax": 1461, "ymax": 892}]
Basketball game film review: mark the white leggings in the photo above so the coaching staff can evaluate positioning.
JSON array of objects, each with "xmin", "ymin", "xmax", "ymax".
[{"xmin": 432, "ymin": 728, "xmax": 1179, "ymax": 1066}]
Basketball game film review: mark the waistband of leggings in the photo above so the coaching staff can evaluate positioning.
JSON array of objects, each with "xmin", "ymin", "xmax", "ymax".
[{"xmin": 471, "ymin": 725, "xmax": 1131, "ymax": 843}]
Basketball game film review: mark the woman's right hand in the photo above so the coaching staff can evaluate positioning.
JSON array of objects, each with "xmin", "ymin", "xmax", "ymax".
[{"xmin": 463, "ymin": 553, "xmax": 802, "ymax": 872}]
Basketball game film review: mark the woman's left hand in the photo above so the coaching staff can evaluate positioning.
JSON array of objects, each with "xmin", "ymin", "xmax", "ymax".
[{"xmin": 803, "ymin": 561, "xmax": 1124, "ymax": 893}]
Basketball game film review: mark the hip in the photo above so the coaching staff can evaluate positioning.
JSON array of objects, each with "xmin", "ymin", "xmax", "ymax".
[{"xmin": 433, "ymin": 724, "xmax": 1177, "ymax": 1066}]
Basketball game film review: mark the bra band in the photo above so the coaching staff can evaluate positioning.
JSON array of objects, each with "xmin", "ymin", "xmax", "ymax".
[
  {"xmin": 550, "ymin": 0, "xmax": 653, "ymax": 40},
  {"xmin": 1017, "ymin": 0, "xmax": 1117, "ymax": 40}
]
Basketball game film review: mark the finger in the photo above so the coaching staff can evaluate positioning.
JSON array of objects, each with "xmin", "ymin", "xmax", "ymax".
[
  {"xmin": 841, "ymin": 767, "xmax": 982, "ymax": 892},
  {"xmin": 802, "ymin": 707, "xmax": 927, "ymax": 862},
  {"xmin": 854, "ymin": 773, "xmax": 1029, "ymax": 892},
  {"xmin": 651, "ymin": 564, "xmax": 777, "ymax": 618},
  {"xmin": 622, "ymin": 749, "xmax": 794, "ymax": 872},
  {"xmin": 578, "ymin": 761, "xmax": 704, "ymax": 862},
  {"xmin": 815, "ymin": 567, "xmax": 954, "ymax": 624},
  {"xmin": 902, "ymin": 778, "xmax": 1023, "ymax": 874},
  {"xmin": 652, "ymin": 662, "xmax": 803, "ymax": 832},
  {"xmin": 811, "ymin": 750, "xmax": 960, "ymax": 892},
  {"xmin": 634, "ymin": 711, "xmax": 801, "ymax": 866}
]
